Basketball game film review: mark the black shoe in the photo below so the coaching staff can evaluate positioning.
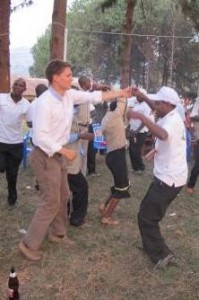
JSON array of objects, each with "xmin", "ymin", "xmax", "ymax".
[
  {"xmin": 35, "ymin": 182, "xmax": 40, "ymax": 191},
  {"xmin": 70, "ymin": 219, "xmax": 85, "ymax": 227},
  {"xmin": 8, "ymin": 197, "xmax": 17, "ymax": 206}
]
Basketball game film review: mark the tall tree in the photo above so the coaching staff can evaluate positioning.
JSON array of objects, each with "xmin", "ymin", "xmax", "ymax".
[
  {"xmin": 50, "ymin": 0, "xmax": 67, "ymax": 60},
  {"xmin": 101, "ymin": 0, "xmax": 137, "ymax": 87},
  {"xmin": 179, "ymin": 0, "xmax": 199, "ymax": 31},
  {"xmin": 0, "ymin": 0, "xmax": 33, "ymax": 92},
  {"xmin": 0, "ymin": 0, "xmax": 11, "ymax": 92}
]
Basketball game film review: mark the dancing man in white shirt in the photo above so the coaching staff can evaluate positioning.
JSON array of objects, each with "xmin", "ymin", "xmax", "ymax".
[
  {"xmin": 19, "ymin": 59, "xmax": 132, "ymax": 261},
  {"xmin": 128, "ymin": 86, "xmax": 188, "ymax": 269}
]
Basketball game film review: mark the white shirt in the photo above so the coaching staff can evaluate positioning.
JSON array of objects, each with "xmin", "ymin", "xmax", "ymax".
[
  {"xmin": 129, "ymin": 101, "xmax": 152, "ymax": 133},
  {"xmin": 127, "ymin": 96, "xmax": 137, "ymax": 108},
  {"xmin": 175, "ymin": 102, "xmax": 185, "ymax": 121},
  {"xmin": 32, "ymin": 87, "xmax": 102, "ymax": 157},
  {"xmin": 0, "ymin": 93, "xmax": 30, "ymax": 143},
  {"xmin": 154, "ymin": 109, "xmax": 188, "ymax": 187}
]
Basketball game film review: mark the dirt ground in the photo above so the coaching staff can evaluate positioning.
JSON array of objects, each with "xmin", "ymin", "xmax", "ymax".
[{"xmin": 0, "ymin": 154, "xmax": 199, "ymax": 300}]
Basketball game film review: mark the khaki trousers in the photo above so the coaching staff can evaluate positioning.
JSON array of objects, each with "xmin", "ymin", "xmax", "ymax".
[
  {"xmin": 80, "ymin": 139, "xmax": 88, "ymax": 176},
  {"xmin": 23, "ymin": 147, "xmax": 70, "ymax": 250}
]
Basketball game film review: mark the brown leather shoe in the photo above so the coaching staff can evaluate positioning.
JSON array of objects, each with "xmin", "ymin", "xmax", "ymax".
[
  {"xmin": 19, "ymin": 241, "xmax": 42, "ymax": 261},
  {"xmin": 48, "ymin": 234, "xmax": 76, "ymax": 248}
]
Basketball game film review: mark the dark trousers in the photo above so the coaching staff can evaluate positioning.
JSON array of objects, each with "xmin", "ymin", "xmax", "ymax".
[
  {"xmin": 0, "ymin": 142, "xmax": 23, "ymax": 204},
  {"xmin": 187, "ymin": 141, "xmax": 199, "ymax": 188},
  {"xmin": 138, "ymin": 177, "xmax": 182, "ymax": 263},
  {"xmin": 68, "ymin": 171, "xmax": 88, "ymax": 226},
  {"xmin": 129, "ymin": 132, "xmax": 147, "ymax": 171},
  {"xmin": 87, "ymin": 124, "xmax": 97, "ymax": 174}
]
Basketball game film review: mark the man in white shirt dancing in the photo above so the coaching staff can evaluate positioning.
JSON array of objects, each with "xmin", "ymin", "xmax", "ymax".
[
  {"xmin": 128, "ymin": 86, "xmax": 188, "ymax": 269},
  {"xmin": 19, "ymin": 59, "xmax": 132, "ymax": 261}
]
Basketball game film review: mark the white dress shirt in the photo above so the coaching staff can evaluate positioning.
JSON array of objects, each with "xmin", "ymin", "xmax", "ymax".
[
  {"xmin": 0, "ymin": 93, "xmax": 30, "ymax": 143},
  {"xmin": 154, "ymin": 109, "xmax": 188, "ymax": 187},
  {"xmin": 32, "ymin": 87, "xmax": 102, "ymax": 157}
]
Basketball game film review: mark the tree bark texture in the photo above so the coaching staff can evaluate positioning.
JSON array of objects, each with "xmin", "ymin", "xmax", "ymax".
[
  {"xmin": 120, "ymin": 0, "xmax": 136, "ymax": 88},
  {"xmin": 50, "ymin": 0, "xmax": 67, "ymax": 60},
  {"xmin": 0, "ymin": 0, "xmax": 10, "ymax": 92}
]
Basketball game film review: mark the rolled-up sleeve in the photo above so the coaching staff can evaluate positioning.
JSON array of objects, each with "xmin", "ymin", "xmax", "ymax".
[{"xmin": 69, "ymin": 89, "xmax": 103, "ymax": 105}]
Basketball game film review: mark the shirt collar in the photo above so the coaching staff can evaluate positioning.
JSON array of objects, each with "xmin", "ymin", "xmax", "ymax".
[{"xmin": 49, "ymin": 86, "xmax": 63, "ymax": 101}]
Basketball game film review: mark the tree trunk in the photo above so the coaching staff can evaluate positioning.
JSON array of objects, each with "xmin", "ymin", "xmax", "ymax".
[
  {"xmin": 120, "ymin": 0, "xmax": 136, "ymax": 88},
  {"xmin": 0, "ymin": 0, "xmax": 10, "ymax": 92},
  {"xmin": 50, "ymin": 0, "xmax": 67, "ymax": 60}
]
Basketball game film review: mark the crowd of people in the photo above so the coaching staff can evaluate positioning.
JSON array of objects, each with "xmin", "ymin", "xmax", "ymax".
[{"xmin": 0, "ymin": 58, "xmax": 198, "ymax": 270}]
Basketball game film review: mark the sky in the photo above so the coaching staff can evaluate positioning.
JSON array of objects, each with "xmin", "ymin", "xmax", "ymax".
[{"xmin": 10, "ymin": 0, "xmax": 74, "ymax": 49}]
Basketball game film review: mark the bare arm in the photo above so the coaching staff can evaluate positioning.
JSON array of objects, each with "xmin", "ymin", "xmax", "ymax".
[
  {"xmin": 191, "ymin": 116, "xmax": 199, "ymax": 122},
  {"xmin": 127, "ymin": 109, "xmax": 168, "ymax": 140},
  {"xmin": 102, "ymin": 87, "xmax": 132, "ymax": 102},
  {"xmin": 131, "ymin": 88, "xmax": 156, "ymax": 110}
]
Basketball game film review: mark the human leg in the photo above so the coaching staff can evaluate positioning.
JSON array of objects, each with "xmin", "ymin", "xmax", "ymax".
[
  {"xmin": 187, "ymin": 141, "xmax": 199, "ymax": 192},
  {"xmin": 0, "ymin": 145, "xmax": 6, "ymax": 173},
  {"xmin": 22, "ymin": 148, "xmax": 63, "ymax": 251},
  {"xmin": 68, "ymin": 172, "xmax": 88, "ymax": 226},
  {"xmin": 128, "ymin": 133, "xmax": 146, "ymax": 171},
  {"xmin": 101, "ymin": 148, "xmax": 130, "ymax": 224},
  {"xmin": 87, "ymin": 124, "xmax": 97, "ymax": 175},
  {"xmin": 138, "ymin": 178, "xmax": 182, "ymax": 263},
  {"xmin": 50, "ymin": 162, "xmax": 70, "ymax": 236},
  {"xmin": 6, "ymin": 143, "xmax": 23, "ymax": 205},
  {"xmin": 80, "ymin": 139, "xmax": 88, "ymax": 176}
]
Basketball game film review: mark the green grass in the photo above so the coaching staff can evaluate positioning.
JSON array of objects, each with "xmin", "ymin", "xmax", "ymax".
[{"xmin": 1, "ymin": 154, "xmax": 199, "ymax": 299}]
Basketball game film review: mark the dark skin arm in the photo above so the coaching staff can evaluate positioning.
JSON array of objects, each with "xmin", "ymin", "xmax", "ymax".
[
  {"xmin": 127, "ymin": 109, "xmax": 168, "ymax": 140},
  {"xmin": 131, "ymin": 88, "xmax": 156, "ymax": 110},
  {"xmin": 191, "ymin": 116, "xmax": 199, "ymax": 122}
]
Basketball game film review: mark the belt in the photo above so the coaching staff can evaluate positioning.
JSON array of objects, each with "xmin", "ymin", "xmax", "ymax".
[{"xmin": 78, "ymin": 123, "xmax": 89, "ymax": 127}]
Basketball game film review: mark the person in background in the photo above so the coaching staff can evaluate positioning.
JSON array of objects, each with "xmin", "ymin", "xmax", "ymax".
[
  {"xmin": 187, "ymin": 96, "xmax": 199, "ymax": 194},
  {"xmin": 100, "ymin": 98, "xmax": 130, "ymax": 225},
  {"xmin": 0, "ymin": 78, "xmax": 31, "ymax": 207},
  {"xmin": 128, "ymin": 88, "xmax": 152, "ymax": 174},
  {"xmin": 128, "ymin": 86, "xmax": 188, "ymax": 269},
  {"xmin": 78, "ymin": 75, "xmax": 110, "ymax": 176},
  {"xmin": 19, "ymin": 59, "xmax": 132, "ymax": 261},
  {"xmin": 66, "ymin": 106, "xmax": 93, "ymax": 226}
]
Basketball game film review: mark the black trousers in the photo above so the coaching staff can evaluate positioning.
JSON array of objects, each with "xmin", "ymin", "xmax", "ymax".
[
  {"xmin": 106, "ymin": 148, "xmax": 130, "ymax": 197},
  {"xmin": 68, "ymin": 171, "xmax": 88, "ymax": 226},
  {"xmin": 87, "ymin": 124, "xmax": 97, "ymax": 174},
  {"xmin": 0, "ymin": 142, "xmax": 23, "ymax": 204},
  {"xmin": 138, "ymin": 177, "xmax": 182, "ymax": 263},
  {"xmin": 187, "ymin": 140, "xmax": 199, "ymax": 188},
  {"xmin": 129, "ymin": 132, "xmax": 147, "ymax": 171}
]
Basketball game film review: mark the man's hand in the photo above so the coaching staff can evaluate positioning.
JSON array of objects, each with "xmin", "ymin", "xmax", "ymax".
[
  {"xmin": 121, "ymin": 87, "xmax": 133, "ymax": 98},
  {"xmin": 59, "ymin": 148, "xmax": 77, "ymax": 160},
  {"xmin": 79, "ymin": 132, "xmax": 94, "ymax": 141},
  {"xmin": 131, "ymin": 87, "xmax": 146, "ymax": 99}
]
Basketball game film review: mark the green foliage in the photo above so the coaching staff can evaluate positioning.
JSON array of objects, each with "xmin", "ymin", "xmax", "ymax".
[
  {"xmin": 30, "ymin": 0, "xmax": 199, "ymax": 94},
  {"xmin": 179, "ymin": 0, "xmax": 199, "ymax": 31},
  {"xmin": 29, "ymin": 27, "xmax": 50, "ymax": 77},
  {"xmin": 67, "ymin": 0, "xmax": 126, "ymax": 82},
  {"xmin": 11, "ymin": 0, "xmax": 33, "ymax": 13},
  {"xmin": 101, "ymin": 0, "xmax": 118, "ymax": 12}
]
